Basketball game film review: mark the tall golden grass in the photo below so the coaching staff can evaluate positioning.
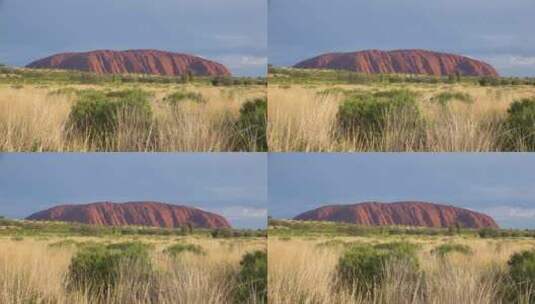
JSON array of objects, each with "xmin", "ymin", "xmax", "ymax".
[
  {"xmin": 268, "ymin": 84, "xmax": 535, "ymax": 151},
  {"xmin": 0, "ymin": 84, "xmax": 265, "ymax": 152},
  {"xmin": 0, "ymin": 237, "xmax": 265, "ymax": 304},
  {"xmin": 268, "ymin": 237, "xmax": 534, "ymax": 304}
]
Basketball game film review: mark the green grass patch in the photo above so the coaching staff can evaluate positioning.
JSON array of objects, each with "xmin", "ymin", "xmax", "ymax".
[{"xmin": 164, "ymin": 243, "xmax": 205, "ymax": 257}]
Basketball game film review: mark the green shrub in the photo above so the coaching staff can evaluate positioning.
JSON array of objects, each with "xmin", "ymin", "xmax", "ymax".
[
  {"xmin": 316, "ymin": 239, "xmax": 347, "ymax": 248},
  {"xmin": 49, "ymin": 239, "xmax": 78, "ymax": 248},
  {"xmin": 67, "ymin": 89, "xmax": 153, "ymax": 145},
  {"xmin": 10, "ymin": 236, "xmax": 24, "ymax": 241},
  {"xmin": 431, "ymin": 243, "xmax": 472, "ymax": 257},
  {"xmin": 48, "ymin": 87, "xmax": 79, "ymax": 96},
  {"xmin": 211, "ymin": 76, "xmax": 234, "ymax": 86},
  {"xmin": 337, "ymin": 90, "xmax": 421, "ymax": 138},
  {"xmin": 236, "ymin": 97, "xmax": 267, "ymax": 151},
  {"xmin": 373, "ymin": 241, "xmax": 420, "ymax": 255},
  {"xmin": 66, "ymin": 242, "xmax": 152, "ymax": 295},
  {"xmin": 508, "ymin": 250, "xmax": 535, "ymax": 302},
  {"xmin": 164, "ymin": 243, "xmax": 205, "ymax": 257},
  {"xmin": 504, "ymin": 98, "xmax": 535, "ymax": 149},
  {"xmin": 337, "ymin": 242, "xmax": 419, "ymax": 291},
  {"xmin": 479, "ymin": 76, "xmax": 500, "ymax": 86},
  {"xmin": 479, "ymin": 227, "xmax": 500, "ymax": 238},
  {"xmin": 235, "ymin": 250, "xmax": 267, "ymax": 303},
  {"xmin": 211, "ymin": 228, "xmax": 234, "ymax": 238},
  {"xmin": 430, "ymin": 91, "xmax": 474, "ymax": 105},
  {"xmin": 164, "ymin": 90, "xmax": 205, "ymax": 104}
]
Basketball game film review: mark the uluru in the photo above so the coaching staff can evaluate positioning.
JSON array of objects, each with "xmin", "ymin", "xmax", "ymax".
[
  {"xmin": 294, "ymin": 49, "xmax": 498, "ymax": 77},
  {"xmin": 26, "ymin": 201, "xmax": 231, "ymax": 229},
  {"xmin": 26, "ymin": 49, "xmax": 231, "ymax": 76},
  {"xmin": 293, "ymin": 201, "xmax": 498, "ymax": 229}
]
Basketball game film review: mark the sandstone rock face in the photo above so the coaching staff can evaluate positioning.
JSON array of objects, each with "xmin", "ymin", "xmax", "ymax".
[
  {"xmin": 26, "ymin": 201, "xmax": 231, "ymax": 229},
  {"xmin": 294, "ymin": 49, "xmax": 498, "ymax": 77},
  {"xmin": 26, "ymin": 49, "xmax": 231, "ymax": 76},
  {"xmin": 293, "ymin": 201, "xmax": 498, "ymax": 229}
]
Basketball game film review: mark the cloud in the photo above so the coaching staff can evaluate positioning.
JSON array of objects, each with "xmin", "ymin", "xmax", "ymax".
[
  {"xmin": 510, "ymin": 56, "xmax": 535, "ymax": 66},
  {"xmin": 217, "ymin": 206, "xmax": 267, "ymax": 220},
  {"xmin": 468, "ymin": 185, "xmax": 535, "ymax": 201},
  {"xmin": 215, "ymin": 54, "xmax": 268, "ymax": 69},
  {"xmin": 482, "ymin": 206, "xmax": 535, "ymax": 221}
]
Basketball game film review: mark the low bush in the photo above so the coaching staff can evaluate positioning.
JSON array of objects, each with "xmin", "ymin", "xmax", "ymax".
[
  {"xmin": 48, "ymin": 239, "xmax": 78, "ymax": 248},
  {"xmin": 66, "ymin": 242, "xmax": 152, "ymax": 295},
  {"xmin": 235, "ymin": 250, "xmax": 267, "ymax": 303},
  {"xmin": 507, "ymin": 250, "xmax": 535, "ymax": 303},
  {"xmin": 430, "ymin": 91, "xmax": 474, "ymax": 105},
  {"xmin": 164, "ymin": 243, "xmax": 205, "ymax": 257},
  {"xmin": 504, "ymin": 98, "xmax": 535, "ymax": 150},
  {"xmin": 337, "ymin": 90, "xmax": 421, "ymax": 139},
  {"xmin": 479, "ymin": 227, "xmax": 500, "ymax": 238},
  {"xmin": 48, "ymin": 87, "xmax": 79, "ymax": 96},
  {"xmin": 337, "ymin": 241, "xmax": 419, "ymax": 291},
  {"xmin": 67, "ymin": 89, "xmax": 153, "ymax": 146},
  {"xmin": 164, "ymin": 90, "xmax": 205, "ymax": 104},
  {"xmin": 235, "ymin": 97, "xmax": 267, "ymax": 151},
  {"xmin": 316, "ymin": 239, "xmax": 347, "ymax": 248},
  {"xmin": 431, "ymin": 243, "xmax": 472, "ymax": 257}
]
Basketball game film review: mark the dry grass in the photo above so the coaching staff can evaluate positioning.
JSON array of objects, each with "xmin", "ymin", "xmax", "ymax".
[
  {"xmin": 0, "ymin": 236, "xmax": 265, "ymax": 304},
  {"xmin": 268, "ymin": 84, "xmax": 535, "ymax": 151},
  {"xmin": 0, "ymin": 84, "xmax": 265, "ymax": 152},
  {"xmin": 268, "ymin": 236, "xmax": 535, "ymax": 304}
]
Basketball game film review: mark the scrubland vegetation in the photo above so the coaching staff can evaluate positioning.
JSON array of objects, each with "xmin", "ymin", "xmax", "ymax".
[
  {"xmin": 0, "ymin": 67, "xmax": 266, "ymax": 152},
  {"xmin": 0, "ymin": 217, "xmax": 266, "ymax": 304},
  {"xmin": 269, "ymin": 219, "xmax": 535, "ymax": 304},
  {"xmin": 268, "ymin": 67, "xmax": 535, "ymax": 152}
]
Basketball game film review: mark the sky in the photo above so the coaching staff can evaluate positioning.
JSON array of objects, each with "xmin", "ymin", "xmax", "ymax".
[
  {"xmin": 269, "ymin": 0, "xmax": 535, "ymax": 77},
  {"xmin": 0, "ymin": 0, "xmax": 266, "ymax": 76},
  {"xmin": 0, "ymin": 153, "xmax": 267, "ymax": 229},
  {"xmin": 269, "ymin": 153, "xmax": 535, "ymax": 229}
]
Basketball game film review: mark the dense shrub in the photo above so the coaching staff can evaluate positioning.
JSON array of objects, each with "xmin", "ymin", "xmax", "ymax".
[
  {"xmin": 67, "ymin": 89, "xmax": 153, "ymax": 145},
  {"xmin": 337, "ymin": 90, "xmax": 421, "ymax": 138},
  {"xmin": 164, "ymin": 90, "xmax": 205, "ymax": 104},
  {"xmin": 430, "ymin": 91, "xmax": 474, "ymax": 105},
  {"xmin": 48, "ymin": 239, "xmax": 78, "ymax": 248},
  {"xmin": 164, "ymin": 243, "xmax": 205, "ymax": 257},
  {"xmin": 504, "ymin": 98, "xmax": 535, "ymax": 150},
  {"xmin": 479, "ymin": 76, "xmax": 501, "ymax": 86},
  {"xmin": 211, "ymin": 76, "xmax": 266, "ymax": 86},
  {"xmin": 316, "ymin": 239, "xmax": 347, "ymax": 248},
  {"xmin": 211, "ymin": 228, "xmax": 234, "ymax": 238},
  {"xmin": 373, "ymin": 241, "xmax": 420, "ymax": 254},
  {"xmin": 337, "ymin": 242, "xmax": 419, "ymax": 291},
  {"xmin": 66, "ymin": 242, "xmax": 152, "ymax": 295},
  {"xmin": 431, "ymin": 243, "xmax": 472, "ymax": 257},
  {"xmin": 235, "ymin": 250, "xmax": 267, "ymax": 303},
  {"xmin": 478, "ymin": 227, "xmax": 499, "ymax": 238},
  {"xmin": 507, "ymin": 250, "xmax": 535, "ymax": 302},
  {"xmin": 211, "ymin": 76, "xmax": 234, "ymax": 86},
  {"xmin": 236, "ymin": 97, "xmax": 267, "ymax": 151}
]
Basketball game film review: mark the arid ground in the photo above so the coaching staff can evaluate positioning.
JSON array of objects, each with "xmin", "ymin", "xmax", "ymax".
[
  {"xmin": 268, "ymin": 220, "xmax": 535, "ymax": 304},
  {"xmin": 0, "ymin": 68, "xmax": 266, "ymax": 152},
  {"xmin": 268, "ymin": 69, "xmax": 535, "ymax": 152},
  {"xmin": 0, "ymin": 219, "xmax": 266, "ymax": 304}
]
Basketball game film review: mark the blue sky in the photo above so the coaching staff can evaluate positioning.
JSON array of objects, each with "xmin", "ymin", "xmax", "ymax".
[
  {"xmin": 269, "ymin": 0, "xmax": 535, "ymax": 77},
  {"xmin": 0, "ymin": 0, "xmax": 266, "ymax": 76},
  {"xmin": 0, "ymin": 153, "xmax": 267, "ymax": 229},
  {"xmin": 269, "ymin": 153, "xmax": 535, "ymax": 229}
]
